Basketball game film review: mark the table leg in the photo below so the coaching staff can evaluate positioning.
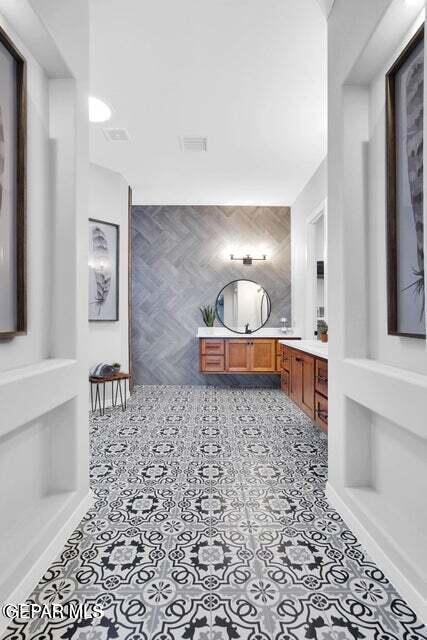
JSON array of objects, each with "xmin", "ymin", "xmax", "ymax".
[
  {"xmin": 115, "ymin": 380, "xmax": 120, "ymax": 407},
  {"xmin": 94, "ymin": 384, "xmax": 101, "ymax": 414},
  {"xmin": 124, "ymin": 379, "xmax": 127, "ymax": 410},
  {"xmin": 118, "ymin": 379, "xmax": 124, "ymax": 410},
  {"xmin": 102, "ymin": 382, "xmax": 106, "ymax": 416}
]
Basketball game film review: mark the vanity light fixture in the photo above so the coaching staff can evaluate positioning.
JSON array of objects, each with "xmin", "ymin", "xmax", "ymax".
[{"xmin": 230, "ymin": 254, "xmax": 267, "ymax": 266}]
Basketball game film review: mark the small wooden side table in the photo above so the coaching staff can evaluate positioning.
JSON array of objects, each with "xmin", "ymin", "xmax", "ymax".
[{"xmin": 89, "ymin": 372, "xmax": 130, "ymax": 416}]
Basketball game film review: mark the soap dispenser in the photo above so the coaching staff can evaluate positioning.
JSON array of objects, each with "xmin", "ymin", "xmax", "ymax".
[{"xmin": 280, "ymin": 317, "xmax": 288, "ymax": 334}]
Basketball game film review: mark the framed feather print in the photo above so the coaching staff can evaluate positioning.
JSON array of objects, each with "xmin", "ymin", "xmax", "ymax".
[
  {"xmin": 386, "ymin": 24, "xmax": 425, "ymax": 338},
  {"xmin": 0, "ymin": 25, "xmax": 27, "ymax": 339},
  {"xmin": 88, "ymin": 219, "xmax": 119, "ymax": 321}
]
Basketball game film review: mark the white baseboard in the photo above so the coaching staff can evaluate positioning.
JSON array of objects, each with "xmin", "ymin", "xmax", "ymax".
[
  {"xmin": 0, "ymin": 490, "xmax": 94, "ymax": 635},
  {"xmin": 326, "ymin": 482, "xmax": 427, "ymax": 623}
]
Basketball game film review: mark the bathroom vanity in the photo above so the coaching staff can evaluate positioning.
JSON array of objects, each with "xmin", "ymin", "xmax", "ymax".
[
  {"xmin": 280, "ymin": 340, "xmax": 328, "ymax": 432},
  {"xmin": 198, "ymin": 328, "xmax": 301, "ymax": 374}
]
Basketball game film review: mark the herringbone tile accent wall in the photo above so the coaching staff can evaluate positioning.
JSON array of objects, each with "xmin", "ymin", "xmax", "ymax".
[{"xmin": 132, "ymin": 206, "xmax": 291, "ymax": 386}]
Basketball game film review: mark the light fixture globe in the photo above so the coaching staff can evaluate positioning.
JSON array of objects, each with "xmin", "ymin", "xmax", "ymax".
[{"xmin": 89, "ymin": 96, "xmax": 112, "ymax": 123}]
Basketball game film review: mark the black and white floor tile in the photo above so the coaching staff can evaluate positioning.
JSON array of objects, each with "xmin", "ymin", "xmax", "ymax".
[{"xmin": 2, "ymin": 385, "xmax": 426, "ymax": 640}]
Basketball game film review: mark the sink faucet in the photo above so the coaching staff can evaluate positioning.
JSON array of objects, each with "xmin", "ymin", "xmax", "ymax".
[{"xmin": 245, "ymin": 323, "xmax": 252, "ymax": 334}]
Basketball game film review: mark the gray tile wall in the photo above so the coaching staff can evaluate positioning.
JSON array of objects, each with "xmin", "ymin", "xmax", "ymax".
[{"xmin": 132, "ymin": 206, "xmax": 291, "ymax": 386}]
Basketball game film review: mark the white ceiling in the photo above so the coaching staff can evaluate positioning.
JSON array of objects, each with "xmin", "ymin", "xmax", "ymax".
[{"xmin": 90, "ymin": 0, "xmax": 327, "ymax": 205}]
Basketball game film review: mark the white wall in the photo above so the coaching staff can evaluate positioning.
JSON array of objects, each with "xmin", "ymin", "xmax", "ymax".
[
  {"xmin": 0, "ymin": 1, "xmax": 90, "ymax": 632},
  {"xmin": 327, "ymin": 0, "xmax": 427, "ymax": 621},
  {"xmin": 291, "ymin": 158, "xmax": 327, "ymax": 336},
  {"xmin": 88, "ymin": 163, "xmax": 129, "ymax": 405}
]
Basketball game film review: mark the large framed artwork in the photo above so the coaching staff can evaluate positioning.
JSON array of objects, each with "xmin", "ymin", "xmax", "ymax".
[
  {"xmin": 88, "ymin": 219, "xmax": 119, "ymax": 321},
  {"xmin": 386, "ymin": 25, "xmax": 425, "ymax": 338},
  {"xmin": 0, "ymin": 26, "xmax": 27, "ymax": 338}
]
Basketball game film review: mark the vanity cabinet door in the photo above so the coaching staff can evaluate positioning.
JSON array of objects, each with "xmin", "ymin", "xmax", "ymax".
[
  {"xmin": 315, "ymin": 358, "xmax": 328, "ymax": 397},
  {"xmin": 315, "ymin": 392, "xmax": 328, "ymax": 432},
  {"xmin": 250, "ymin": 339, "xmax": 276, "ymax": 372},
  {"xmin": 281, "ymin": 346, "xmax": 291, "ymax": 372},
  {"xmin": 301, "ymin": 353, "xmax": 315, "ymax": 419},
  {"xmin": 289, "ymin": 351, "xmax": 315, "ymax": 419},
  {"xmin": 281, "ymin": 369, "xmax": 290, "ymax": 395},
  {"xmin": 290, "ymin": 352, "xmax": 303, "ymax": 405},
  {"xmin": 225, "ymin": 340, "xmax": 251, "ymax": 372}
]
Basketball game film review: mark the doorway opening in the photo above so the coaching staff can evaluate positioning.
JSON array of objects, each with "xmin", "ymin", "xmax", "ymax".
[{"xmin": 306, "ymin": 200, "xmax": 327, "ymax": 339}]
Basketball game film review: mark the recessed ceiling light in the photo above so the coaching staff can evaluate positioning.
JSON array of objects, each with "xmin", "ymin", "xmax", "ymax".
[{"xmin": 89, "ymin": 96, "xmax": 112, "ymax": 123}]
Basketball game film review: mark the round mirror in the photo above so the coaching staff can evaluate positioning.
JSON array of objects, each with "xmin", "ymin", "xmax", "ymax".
[{"xmin": 215, "ymin": 279, "xmax": 271, "ymax": 334}]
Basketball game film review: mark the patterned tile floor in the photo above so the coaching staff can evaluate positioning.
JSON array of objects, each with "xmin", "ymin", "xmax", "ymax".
[{"xmin": 3, "ymin": 385, "xmax": 426, "ymax": 639}]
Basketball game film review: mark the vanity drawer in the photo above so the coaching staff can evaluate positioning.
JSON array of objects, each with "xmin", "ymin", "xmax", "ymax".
[
  {"xmin": 281, "ymin": 369, "xmax": 290, "ymax": 395},
  {"xmin": 315, "ymin": 358, "xmax": 328, "ymax": 397},
  {"xmin": 315, "ymin": 392, "xmax": 328, "ymax": 432},
  {"xmin": 201, "ymin": 339, "xmax": 224, "ymax": 356},
  {"xmin": 201, "ymin": 355, "xmax": 225, "ymax": 372}
]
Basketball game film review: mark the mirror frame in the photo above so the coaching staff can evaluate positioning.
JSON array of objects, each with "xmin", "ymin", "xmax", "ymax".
[{"xmin": 215, "ymin": 279, "xmax": 272, "ymax": 334}]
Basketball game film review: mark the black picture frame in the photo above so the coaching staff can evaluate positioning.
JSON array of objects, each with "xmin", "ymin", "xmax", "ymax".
[
  {"xmin": 215, "ymin": 279, "xmax": 272, "ymax": 334},
  {"xmin": 88, "ymin": 218, "xmax": 120, "ymax": 322},
  {"xmin": 386, "ymin": 24, "xmax": 425, "ymax": 338},
  {"xmin": 0, "ymin": 24, "xmax": 27, "ymax": 339}
]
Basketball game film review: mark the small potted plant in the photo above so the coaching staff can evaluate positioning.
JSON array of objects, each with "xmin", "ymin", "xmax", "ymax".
[
  {"xmin": 318, "ymin": 320, "xmax": 328, "ymax": 343},
  {"xmin": 112, "ymin": 362, "xmax": 121, "ymax": 373},
  {"xmin": 200, "ymin": 305, "xmax": 215, "ymax": 327}
]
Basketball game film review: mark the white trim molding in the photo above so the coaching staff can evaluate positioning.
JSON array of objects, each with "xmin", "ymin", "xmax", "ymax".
[
  {"xmin": 0, "ymin": 491, "xmax": 94, "ymax": 635},
  {"xmin": 305, "ymin": 198, "xmax": 328, "ymax": 339},
  {"xmin": 327, "ymin": 483, "xmax": 427, "ymax": 622}
]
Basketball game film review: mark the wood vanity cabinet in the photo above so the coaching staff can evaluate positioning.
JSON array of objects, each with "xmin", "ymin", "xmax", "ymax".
[
  {"xmin": 200, "ymin": 338, "xmax": 297, "ymax": 374},
  {"xmin": 281, "ymin": 344, "xmax": 328, "ymax": 432}
]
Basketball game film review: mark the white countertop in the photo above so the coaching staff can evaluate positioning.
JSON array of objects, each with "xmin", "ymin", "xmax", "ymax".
[
  {"xmin": 197, "ymin": 327, "xmax": 301, "ymax": 339},
  {"xmin": 279, "ymin": 339, "xmax": 328, "ymax": 360}
]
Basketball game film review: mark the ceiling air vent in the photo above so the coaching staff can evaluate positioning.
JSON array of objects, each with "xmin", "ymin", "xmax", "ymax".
[
  {"xmin": 102, "ymin": 128, "xmax": 130, "ymax": 142},
  {"xmin": 180, "ymin": 136, "xmax": 207, "ymax": 152}
]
